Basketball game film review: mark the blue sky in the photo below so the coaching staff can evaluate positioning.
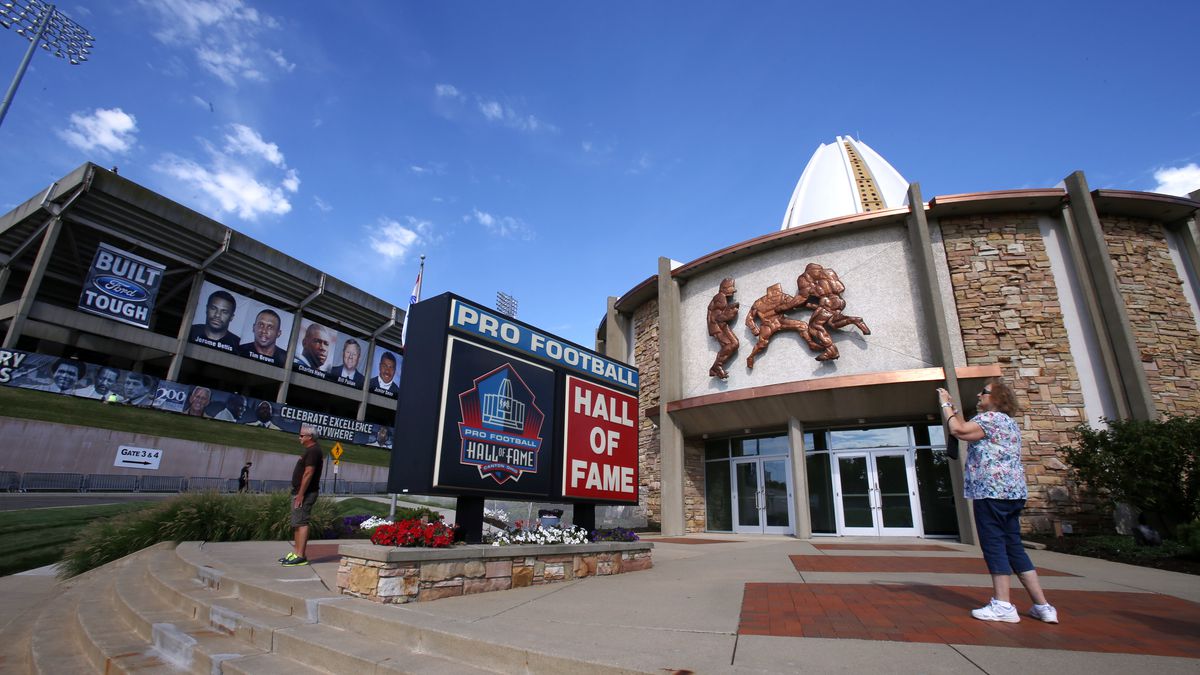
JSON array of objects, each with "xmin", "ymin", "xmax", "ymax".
[{"xmin": 1, "ymin": 1, "xmax": 1198, "ymax": 349}]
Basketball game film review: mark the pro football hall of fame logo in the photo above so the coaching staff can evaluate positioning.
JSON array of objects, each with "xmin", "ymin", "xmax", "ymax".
[{"xmin": 457, "ymin": 364, "xmax": 545, "ymax": 484}]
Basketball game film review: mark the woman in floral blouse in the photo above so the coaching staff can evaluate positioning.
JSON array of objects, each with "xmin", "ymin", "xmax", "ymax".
[{"xmin": 937, "ymin": 378, "xmax": 1059, "ymax": 625}]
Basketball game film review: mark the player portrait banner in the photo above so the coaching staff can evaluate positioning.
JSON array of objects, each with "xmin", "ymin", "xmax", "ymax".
[
  {"xmin": 189, "ymin": 281, "xmax": 293, "ymax": 367},
  {"xmin": 368, "ymin": 342, "xmax": 402, "ymax": 398},
  {"xmin": 0, "ymin": 348, "xmax": 393, "ymax": 449},
  {"xmin": 77, "ymin": 243, "xmax": 166, "ymax": 329},
  {"xmin": 293, "ymin": 318, "xmax": 367, "ymax": 391}
]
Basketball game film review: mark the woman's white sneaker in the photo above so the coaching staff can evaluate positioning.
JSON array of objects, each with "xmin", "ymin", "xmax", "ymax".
[
  {"xmin": 971, "ymin": 599, "xmax": 1020, "ymax": 623},
  {"xmin": 1029, "ymin": 603, "xmax": 1059, "ymax": 623}
]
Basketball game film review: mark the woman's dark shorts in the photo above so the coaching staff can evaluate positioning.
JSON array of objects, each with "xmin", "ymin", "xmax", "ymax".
[{"xmin": 973, "ymin": 498, "xmax": 1035, "ymax": 575}]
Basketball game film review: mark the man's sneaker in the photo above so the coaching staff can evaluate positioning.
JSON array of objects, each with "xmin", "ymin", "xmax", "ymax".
[
  {"xmin": 279, "ymin": 552, "xmax": 298, "ymax": 564},
  {"xmin": 971, "ymin": 598, "xmax": 1020, "ymax": 623},
  {"xmin": 281, "ymin": 555, "xmax": 309, "ymax": 567},
  {"xmin": 1029, "ymin": 603, "xmax": 1059, "ymax": 624}
]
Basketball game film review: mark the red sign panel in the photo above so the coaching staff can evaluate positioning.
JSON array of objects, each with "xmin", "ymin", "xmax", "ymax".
[{"xmin": 562, "ymin": 376, "xmax": 639, "ymax": 502}]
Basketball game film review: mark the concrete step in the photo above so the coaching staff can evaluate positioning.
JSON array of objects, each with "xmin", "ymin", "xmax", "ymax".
[
  {"xmin": 111, "ymin": 549, "xmax": 268, "ymax": 673},
  {"xmin": 71, "ymin": 558, "xmax": 172, "ymax": 672},
  {"xmin": 168, "ymin": 542, "xmax": 647, "ymax": 675},
  {"xmin": 218, "ymin": 652, "xmax": 331, "ymax": 675},
  {"xmin": 144, "ymin": 548, "xmax": 312, "ymax": 651},
  {"xmin": 173, "ymin": 541, "xmax": 337, "ymax": 618},
  {"xmin": 28, "ymin": 577, "xmax": 93, "ymax": 674},
  {"xmin": 273, "ymin": 623, "xmax": 500, "ymax": 675}
]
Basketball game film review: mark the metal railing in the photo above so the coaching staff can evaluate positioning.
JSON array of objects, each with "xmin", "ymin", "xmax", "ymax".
[{"xmin": 2, "ymin": 471, "xmax": 388, "ymax": 495}]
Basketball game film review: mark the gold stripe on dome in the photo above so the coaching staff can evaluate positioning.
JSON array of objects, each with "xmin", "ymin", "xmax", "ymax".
[{"xmin": 843, "ymin": 141, "xmax": 885, "ymax": 212}]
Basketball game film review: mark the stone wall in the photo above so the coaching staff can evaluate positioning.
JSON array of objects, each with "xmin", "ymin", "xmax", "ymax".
[
  {"xmin": 939, "ymin": 213, "xmax": 1088, "ymax": 531},
  {"xmin": 633, "ymin": 299, "xmax": 662, "ymax": 528},
  {"xmin": 337, "ymin": 543, "xmax": 653, "ymax": 604},
  {"xmin": 1102, "ymin": 216, "xmax": 1200, "ymax": 417},
  {"xmin": 683, "ymin": 437, "xmax": 706, "ymax": 532}
]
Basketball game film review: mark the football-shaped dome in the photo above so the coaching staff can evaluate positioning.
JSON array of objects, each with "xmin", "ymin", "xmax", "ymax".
[{"xmin": 780, "ymin": 136, "xmax": 909, "ymax": 230}]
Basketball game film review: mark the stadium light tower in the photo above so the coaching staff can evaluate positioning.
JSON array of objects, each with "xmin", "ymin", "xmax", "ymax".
[
  {"xmin": 0, "ymin": 0, "xmax": 93, "ymax": 128},
  {"xmin": 496, "ymin": 291, "xmax": 518, "ymax": 319}
]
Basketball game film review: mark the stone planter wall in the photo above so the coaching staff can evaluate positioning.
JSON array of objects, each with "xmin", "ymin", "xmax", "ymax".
[{"xmin": 337, "ymin": 542, "xmax": 654, "ymax": 604}]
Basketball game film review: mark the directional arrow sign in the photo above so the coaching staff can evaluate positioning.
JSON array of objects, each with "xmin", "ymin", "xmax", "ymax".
[
  {"xmin": 331, "ymin": 442, "xmax": 344, "ymax": 460},
  {"xmin": 114, "ymin": 445, "xmax": 162, "ymax": 470}
]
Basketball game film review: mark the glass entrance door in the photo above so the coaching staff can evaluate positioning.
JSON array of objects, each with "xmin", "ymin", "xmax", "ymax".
[
  {"xmin": 732, "ymin": 457, "xmax": 793, "ymax": 534},
  {"xmin": 832, "ymin": 450, "xmax": 921, "ymax": 536}
]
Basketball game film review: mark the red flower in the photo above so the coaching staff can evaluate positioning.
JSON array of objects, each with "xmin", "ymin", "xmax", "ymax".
[{"xmin": 370, "ymin": 518, "xmax": 457, "ymax": 548}]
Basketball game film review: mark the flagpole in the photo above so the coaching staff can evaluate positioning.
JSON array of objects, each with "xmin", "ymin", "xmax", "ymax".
[{"xmin": 389, "ymin": 254, "xmax": 425, "ymax": 522}]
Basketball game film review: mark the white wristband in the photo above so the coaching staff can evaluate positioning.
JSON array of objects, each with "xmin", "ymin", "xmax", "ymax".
[{"xmin": 940, "ymin": 402, "xmax": 954, "ymax": 409}]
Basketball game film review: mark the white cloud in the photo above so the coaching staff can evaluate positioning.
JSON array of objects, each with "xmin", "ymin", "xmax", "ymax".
[
  {"xmin": 266, "ymin": 48, "xmax": 295, "ymax": 73},
  {"xmin": 156, "ymin": 155, "xmax": 292, "ymax": 219},
  {"xmin": 224, "ymin": 124, "xmax": 285, "ymax": 167},
  {"xmin": 313, "ymin": 196, "xmax": 332, "ymax": 213},
  {"xmin": 1153, "ymin": 163, "xmax": 1200, "ymax": 197},
  {"xmin": 468, "ymin": 208, "xmax": 535, "ymax": 240},
  {"xmin": 58, "ymin": 108, "xmax": 138, "ymax": 154},
  {"xmin": 581, "ymin": 141, "xmax": 593, "ymax": 152},
  {"xmin": 475, "ymin": 98, "xmax": 552, "ymax": 133},
  {"xmin": 367, "ymin": 216, "xmax": 431, "ymax": 263},
  {"xmin": 140, "ymin": 0, "xmax": 289, "ymax": 86},
  {"xmin": 435, "ymin": 83, "xmax": 462, "ymax": 99},
  {"xmin": 153, "ymin": 123, "xmax": 298, "ymax": 221},
  {"xmin": 627, "ymin": 152, "xmax": 653, "ymax": 175}
]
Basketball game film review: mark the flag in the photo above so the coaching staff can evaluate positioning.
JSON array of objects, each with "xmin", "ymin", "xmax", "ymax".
[
  {"xmin": 402, "ymin": 264, "xmax": 423, "ymax": 347},
  {"xmin": 408, "ymin": 266, "xmax": 423, "ymax": 305}
]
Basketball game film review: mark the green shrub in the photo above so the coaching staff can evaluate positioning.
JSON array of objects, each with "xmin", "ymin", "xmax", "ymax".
[
  {"xmin": 1059, "ymin": 415, "xmax": 1200, "ymax": 534},
  {"xmin": 1178, "ymin": 520, "xmax": 1200, "ymax": 559},
  {"xmin": 58, "ymin": 492, "xmax": 338, "ymax": 578}
]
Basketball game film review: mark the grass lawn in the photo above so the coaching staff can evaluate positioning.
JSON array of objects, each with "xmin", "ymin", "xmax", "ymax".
[
  {"xmin": 0, "ymin": 501, "xmax": 154, "ymax": 576},
  {"xmin": 0, "ymin": 386, "xmax": 391, "ymax": 467}
]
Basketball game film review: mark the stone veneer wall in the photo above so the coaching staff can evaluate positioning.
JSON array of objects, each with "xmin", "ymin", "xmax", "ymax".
[
  {"xmin": 338, "ymin": 544, "xmax": 653, "ymax": 604},
  {"xmin": 683, "ymin": 438, "xmax": 706, "ymax": 532},
  {"xmin": 939, "ymin": 213, "xmax": 1089, "ymax": 531},
  {"xmin": 1102, "ymin": 216, "xmax": 1200, "ymax": 417},
  {"xmin": 633, "ymin": 299, "xmax": 662, "ymax": 529}
]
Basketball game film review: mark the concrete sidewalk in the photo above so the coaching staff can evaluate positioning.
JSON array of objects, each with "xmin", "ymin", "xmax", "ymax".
[{"xmin": 186, "ymin": 534, "xmax": 1199, "ymax": 674}]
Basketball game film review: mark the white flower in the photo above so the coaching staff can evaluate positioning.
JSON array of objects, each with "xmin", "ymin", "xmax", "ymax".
[
  {"xmin": 360, "ymin": 516, "xmax": 393, "ymax": 530},
  {"xmin": 486, "ymin": 524, "xmax": 589, "ymax": 546}
]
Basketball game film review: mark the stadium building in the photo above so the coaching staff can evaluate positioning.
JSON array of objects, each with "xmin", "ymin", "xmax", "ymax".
[
  {"xmin": 1, "ymin": 163, "xmax": 406, "ymax": 428},
  {"xmin": 597, "ymin": 136, "xmax": 1200, "ymax": 542}
]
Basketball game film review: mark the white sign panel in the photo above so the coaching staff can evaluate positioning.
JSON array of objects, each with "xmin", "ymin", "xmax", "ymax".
[{"xmin": 114, "ymin": 445, "xmax": 163, "ymax": 470}]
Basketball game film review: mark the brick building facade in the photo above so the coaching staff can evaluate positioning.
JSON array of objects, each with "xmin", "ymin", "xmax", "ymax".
[{"xmin": 602, "ymin": 174, "xmax": 1199, "ymax": 540}]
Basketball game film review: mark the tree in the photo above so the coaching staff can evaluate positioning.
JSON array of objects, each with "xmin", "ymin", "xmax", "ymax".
[{"xmin": 1059, "ymin": 415, "xmax": 1199, "ymax": 534}]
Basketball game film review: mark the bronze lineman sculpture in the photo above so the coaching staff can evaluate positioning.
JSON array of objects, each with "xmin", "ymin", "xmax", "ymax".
[
  {"xmin": 706, "ymin": 278, "xmax": 741, "ymax": 379},
  {"xmin": 745, "ymin": 283, "xmax": 810, "ymax": 369},
  {"xmin": 795, "ymin": 263, "xmax": 870, "ymax": 361}
]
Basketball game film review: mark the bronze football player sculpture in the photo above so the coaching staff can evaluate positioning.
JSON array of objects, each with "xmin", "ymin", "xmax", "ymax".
[
  {"xmin": 706, "ymin": 277, "xmax": 740, "ymax": 379},
  {"xmin": 745, "ymin": 283, "xmax": 810, "ymax": 369},
  {"xmin": 795, "ymin": 263, "xmax": 870, "ymax": 361}
]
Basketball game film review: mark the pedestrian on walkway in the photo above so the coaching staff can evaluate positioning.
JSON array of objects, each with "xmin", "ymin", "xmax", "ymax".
[
  {"xmin": 238, "ymin": 462, "xmax": 252, "ymax": 493},
  {"xmin": 281, "ymin": 425, "xmax": 324, "ymax": 567},
  {"xmin": 937, "ymin": 379, "xmax": 1059, "ymax": 624}
]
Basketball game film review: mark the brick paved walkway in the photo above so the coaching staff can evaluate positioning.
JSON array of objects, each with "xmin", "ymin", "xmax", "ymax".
[
  {"xmin": 791, "ymin": 554, "xmax": 1075, "ymax": 576},
  {"xmin": 814, "ymin": 543, "xmax": 959, "ymax": 552},
  {"xmin": 739, "ymin": 583, "xmax": 1200, "ymax": 658}
]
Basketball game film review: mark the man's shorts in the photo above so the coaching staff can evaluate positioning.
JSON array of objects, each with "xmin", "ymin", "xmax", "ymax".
[{"xmin": 290, "ymin": 491, "xmax": 318, "ymax": 527}]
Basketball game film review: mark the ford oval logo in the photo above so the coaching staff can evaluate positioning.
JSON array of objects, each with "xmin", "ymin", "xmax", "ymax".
[{"xmin": 94, "ymin": 275, "xmax": 149, "ymax": 302}]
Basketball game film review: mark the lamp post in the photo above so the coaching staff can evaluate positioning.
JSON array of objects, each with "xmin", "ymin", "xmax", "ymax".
[{"xmin": 0, "ymin": 0, "xmax": 93, "ymax": 128}]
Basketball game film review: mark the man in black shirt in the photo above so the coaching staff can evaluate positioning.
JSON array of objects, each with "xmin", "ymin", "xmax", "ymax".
[
  {"xmin": 282, "ymin": 424, "xmax": 323, "ymax": 566},
  {"xmin": 238, "ymin": 462, "xmax": 252, "ymax": 492}
]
